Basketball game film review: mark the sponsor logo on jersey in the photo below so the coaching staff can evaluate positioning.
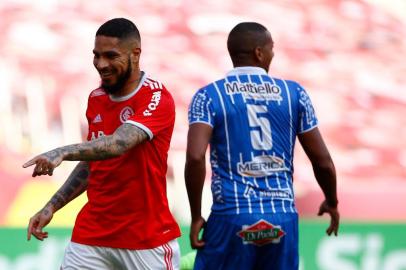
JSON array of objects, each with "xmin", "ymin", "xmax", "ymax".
[
  {"xmin": 120, "ymin": 106, "xmax": 134, "ymax": 123},
  {"xmin": 92, "ymin": 114, "xmax": 102, "ymax": 123},
  {"xmin": 90, "ymin": 130, "xmax": 105, "ymax": 140},
  {"xmin": 225, "ymin": 82, "xmax": 282, "ymax": 101},
  {"xmin": 143, "ymin": 91, "xmax": 161, "ymax": 116},
  {"xmin": 237, "ymin": 155, "xmax": 287, "ymax": 177},
  {"xmin": 259, "ymin": 190, "xmax": 291, "ymax": 199},
  {"xmin": 237, "ymin": 219, "xmax": 285, "ymax": 246}
]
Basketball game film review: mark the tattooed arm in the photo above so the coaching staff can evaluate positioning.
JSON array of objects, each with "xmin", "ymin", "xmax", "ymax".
[
  {"xmin": 27, "ymin": 161, "xmax": 89, "ymax": 241},
  {"xmin": 23, "ymin": 123, "xmax": 148, "ymax": 177}
]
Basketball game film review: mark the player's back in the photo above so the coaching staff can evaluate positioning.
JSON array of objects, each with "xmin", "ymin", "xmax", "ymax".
[{"xmin": 189, "ymin": 67, "xmax": 318, "ymax": 215}]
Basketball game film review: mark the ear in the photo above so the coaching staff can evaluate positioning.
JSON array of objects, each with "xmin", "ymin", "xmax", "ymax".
[
  {"xmin": 131, "ymin": 47, "xmax": 141, "ymax": 62},
  {"xmin": 254, "ymin": 46, "xmax": 263, "ymax": 62}
]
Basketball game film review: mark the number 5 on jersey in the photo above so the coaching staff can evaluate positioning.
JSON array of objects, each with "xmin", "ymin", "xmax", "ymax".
[{"xmin": 247, "ymin": 104, "xmax": 272, "ymax": 150}]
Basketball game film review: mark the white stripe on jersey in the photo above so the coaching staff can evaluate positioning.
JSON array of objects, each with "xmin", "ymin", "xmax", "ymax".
[
  {"xmin": 267, "ymin": 76, "xmax": 282, "ymax": 106},
  {"xmin": 274, "ymin": 166, "xmax": 286, "ymax": 213},
  {"xmin": 258, "ymin": 75, "xmax": 269, "ymax": 106},
  {"xmin": 282, "ymin": 79, "xmax": 294, "ymax": 167},
  {"xmin": 206, "ymin": 97, "xmax": 213, "ymax": 124},
  {"xmin": 225, "ymin": 76, "xmax": 235, "ymax": 105},
  {"xmin": 233, "ymin": 182, "xmax": 239, "ymax": 214},
  {"xmin": 240, "ymin": 153, "xmax": 252, "ymax": 214},
  {"xmin": 271, "ymin": 199, "xmax": 276, "ymax": 213},
  {"xmin": 143, "ymin": 78, "xmax": 163, "ymax": 90},
  {"xmin": 236, "ymin": 75, "xmax": 246, "ymax": 104},
  {"xmin": 214, "ymin": 81, "xmax": 239, "ymax": 214}
]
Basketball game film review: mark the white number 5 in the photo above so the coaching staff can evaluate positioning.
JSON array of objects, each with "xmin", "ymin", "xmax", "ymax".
[{"xmin": 247, "ymin": 104, "xmax": 272, "ymax": 150}]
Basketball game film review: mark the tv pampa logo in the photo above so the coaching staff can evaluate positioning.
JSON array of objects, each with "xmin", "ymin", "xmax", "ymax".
[{"xmin": 237, "ymin": 219, "xmax": 285, "ymax": 246}]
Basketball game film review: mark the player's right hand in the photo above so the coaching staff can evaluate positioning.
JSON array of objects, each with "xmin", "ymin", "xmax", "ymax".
[
  {"xmin": 318, "ymin": 200, "xmax": 340, "ymax": 236},
  {"xmin": 190, "ymin": 216, "xmax": 206, "ymax": 249},
  {"xmin": 27, "ymin": 206, "xmax": 54, "ymax": 241},
  {"xmin": 23, "ymin": 149, "xmax": 64, "ymax": 177}
]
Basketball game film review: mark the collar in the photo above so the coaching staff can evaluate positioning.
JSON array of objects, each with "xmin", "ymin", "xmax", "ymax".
[
  {"xmin": 226, "ymin": 66, "xmax": 267, "ymax": 77},
  {"xmin": 109, "ymin": 71, "xmax": 147, "ymax": 102}
]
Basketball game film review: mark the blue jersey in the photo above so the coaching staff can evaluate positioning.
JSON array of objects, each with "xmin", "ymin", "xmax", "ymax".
[{"xmin": 188, "ymin": 67, "xmax": 318, "ymax": 215}]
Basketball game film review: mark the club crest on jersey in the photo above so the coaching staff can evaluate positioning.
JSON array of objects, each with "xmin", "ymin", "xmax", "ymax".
[
  {"xmin": 237, "ymin": 155, "xmax": 287, "ymax": 177},
  {"xmin": 120, "ymin": 106, "xmax": 134, "ymax": 123},
  {"xmin": 237, "ymin": 220, "xmax": 285, "ymax": 246}
]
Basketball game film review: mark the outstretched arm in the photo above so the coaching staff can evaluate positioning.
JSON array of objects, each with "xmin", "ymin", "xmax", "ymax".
[
  {"xmin": 184, "ymin": 123, "xmax": 212, "ymax": 249},
  {"xmin": 298, "ymin": 127, "xmax": 339, "ymax": 236},
  {"xmin": 23, "ymin": 123, "xmax": 148, "ymax": 177},
  {"xmin": 27, "ymin": 161, "xmax": 90, "ymax": 241}
]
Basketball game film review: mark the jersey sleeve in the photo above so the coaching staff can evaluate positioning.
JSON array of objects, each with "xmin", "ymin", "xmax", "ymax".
[
  {"xmin": 188, "ymin": 88, "xmax": 214, "ymax": 127},
  {"xmin": 125, "ymin": 87, "xmax": 175, "ymax": 140},
  {"xmin": 85, "ymin": 93, "xmax": 93, "ymax": 141},
  {"xmin": 297, "ymin": 84, "xmax": 318, "ymax": 134}
]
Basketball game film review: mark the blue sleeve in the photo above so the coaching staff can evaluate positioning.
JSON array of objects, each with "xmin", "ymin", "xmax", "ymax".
[
  {"xmin": 188, "ymin": 88, "xmax": 214, "ymax": 127},
  {"xmin": 297, "ymin": 84, "xmax": 318, "ymax": 133}
]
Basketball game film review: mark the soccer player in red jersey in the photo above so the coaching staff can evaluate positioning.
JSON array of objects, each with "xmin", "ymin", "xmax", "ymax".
[{"xmin": 23, "ymin": 18, "xmax": 181, "ymax": 270}]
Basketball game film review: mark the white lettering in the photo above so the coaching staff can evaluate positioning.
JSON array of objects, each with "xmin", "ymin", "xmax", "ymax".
[
  {"xmin": 317, "ymin": 234, "xmax": 361, "ymax": 270},
  {"xmin": 361, "ymin": 234, "xmax": 382, "ymax": 270},
  {"xmin": 91, "ymin": 131, "xmax": 105, "ymax": 140},
  {"xmin": 143, "ymin": 91, "xmax": 161, "ymax": 116},
  {"xmin": 224, "ymin": 82, "xmax": 282, "ymax": 101},
  {"xmin": 383, "ymin": 251, "xmax": 406, "ymax": 270}
]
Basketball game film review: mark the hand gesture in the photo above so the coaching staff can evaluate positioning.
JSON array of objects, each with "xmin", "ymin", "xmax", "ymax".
[
  {"xmin": 318, "ymin": 200, "xmax": 340, "ymax": 236},
  {"xmin": 190, "ymin": 216, "xmax": 206, "ymax": 249},
  {"xmin": 27, "ymin": 206, "xmax": 54, "ymax": 241},
  {"xmin": 23, "ymin": 149, "xmax": 64, "ymax": 177}
]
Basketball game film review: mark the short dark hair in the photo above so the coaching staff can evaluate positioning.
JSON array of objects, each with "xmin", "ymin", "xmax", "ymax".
[
  {"xmin": 227, "ymin": 22, "xmax": 270, "ymax": 57},
  {"xmin": 96, "ymin": 18, "xmax": 141, "ymax": 42}
]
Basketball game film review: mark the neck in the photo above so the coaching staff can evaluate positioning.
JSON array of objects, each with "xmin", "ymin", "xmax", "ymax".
[{"xmin": 111, "ymin": 69, "xmax": 142, "ymax": 98}]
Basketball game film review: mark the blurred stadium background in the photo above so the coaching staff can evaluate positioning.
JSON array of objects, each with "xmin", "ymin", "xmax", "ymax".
[{"xmin": 0, "ymin": 0, "xmax": 405, "ymax": 269}]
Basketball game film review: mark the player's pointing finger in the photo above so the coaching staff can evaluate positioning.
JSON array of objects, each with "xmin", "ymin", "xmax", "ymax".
[{"xmin": 23, "ymin": 158, "xmax": 37, "ymax": 168}]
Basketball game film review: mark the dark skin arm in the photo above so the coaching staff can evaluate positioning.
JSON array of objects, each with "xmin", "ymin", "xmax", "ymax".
[
  {"xmin": 27, "ymin": 161, "xmax": 89, "ymax": 241},
  {"xmin": 298, "ymin": 127, "xmax": 339, "ymax": 236},
  {"xmin": 184, "ymin": 123, "xmax": 213, "ymax": 249},
  {"xmin": 23, "ymin": 123, "xmax": 148, "ymax": 176}
]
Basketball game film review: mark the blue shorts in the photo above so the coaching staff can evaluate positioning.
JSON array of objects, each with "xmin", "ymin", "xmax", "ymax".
[{"xmin": 193, "ymin": 212, "xmax": 298, "ymax": 270}]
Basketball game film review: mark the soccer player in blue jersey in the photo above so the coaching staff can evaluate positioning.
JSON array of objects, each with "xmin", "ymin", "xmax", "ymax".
[{"xmin": 184, "ymin": 22, "xmax": 339, "ymax": 270}]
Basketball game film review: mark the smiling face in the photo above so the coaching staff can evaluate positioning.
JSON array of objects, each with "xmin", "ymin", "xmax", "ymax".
[{"xmin": 93, "ymin": 35, "xmax": 138, "ymax": 94}]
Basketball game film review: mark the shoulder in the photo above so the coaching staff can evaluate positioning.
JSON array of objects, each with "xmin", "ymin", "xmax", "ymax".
[
  {"xmin": 195, "ymin": 78, "xmax": 225, "ymax": 96},
  {"xmin": 87, "ymin": 88, "xmax": 107, "ymax": 108},
  {"xmin": 89, "ymin": 87, "xmax": 107, "ymax": 98},
  {"xmin": 142, "ymin": 76, "xmax": 173, "ymax": 99},
  {"xmin": 142, "ymin": 76, "xmax": 166, "ymax": 91},
  {"xmin": 269, "ymin": 77, "xmax": 307, "ymax": 96}
]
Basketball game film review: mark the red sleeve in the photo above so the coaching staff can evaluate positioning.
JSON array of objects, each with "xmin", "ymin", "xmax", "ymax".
[
  {"xmin": 85, "ymin": 94, "xmax": 93, "ymax": 141},
  {"xmin": 125, "ymin": 86, "xmax": 175, "ymax": 140}
]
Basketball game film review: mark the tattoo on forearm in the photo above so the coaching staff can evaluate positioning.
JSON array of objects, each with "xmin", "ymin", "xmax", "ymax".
[
  {"xmin": 62, "ymin": 124, "xmax": 148, "ymax": 161},
  {"xmin": 46, "ymin": 162, "xmax": 89, "ymax": 212},
  {"xmin": 44, "ymin": 149, "xmax": 64, "ymax": 163}
]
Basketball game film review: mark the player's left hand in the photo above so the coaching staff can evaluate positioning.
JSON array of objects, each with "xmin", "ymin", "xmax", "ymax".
[
  {"xmin": 22, "ymin": 149, "xmax": 64, "ymax": 177},
  {"xmin": 318, "ymin": 200, "xmax": 340, "ymax": 236},
  {"xmin": 190, "ymin": 216, "xmax": 206, "ymax": 249}
]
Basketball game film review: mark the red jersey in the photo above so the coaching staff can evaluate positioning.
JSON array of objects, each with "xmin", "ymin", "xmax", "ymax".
[{"xmin": 71, "ymin": 73, "xmax": 181, "ymax": 249}]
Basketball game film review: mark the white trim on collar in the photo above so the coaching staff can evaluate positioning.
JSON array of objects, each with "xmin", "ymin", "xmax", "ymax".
[
  {"xmin": 226, "ymin": 66, "xmax": 267, "ymax": 77},
  {"xmin": 109, "ymin": 71, "xmax": 147, "ymax": 102}
]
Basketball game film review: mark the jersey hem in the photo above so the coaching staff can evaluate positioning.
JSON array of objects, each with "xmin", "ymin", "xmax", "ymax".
[
  {"xmin": 298, "ymin": 124, "xmax": 318, "ymax": 134},
  {"xmin": 189, "ymin": 121, "xmax": 214, "ymax": 128},
  {"xmin": 71, "ymin": 230, "xmax": 181, "ymax": 250}
]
